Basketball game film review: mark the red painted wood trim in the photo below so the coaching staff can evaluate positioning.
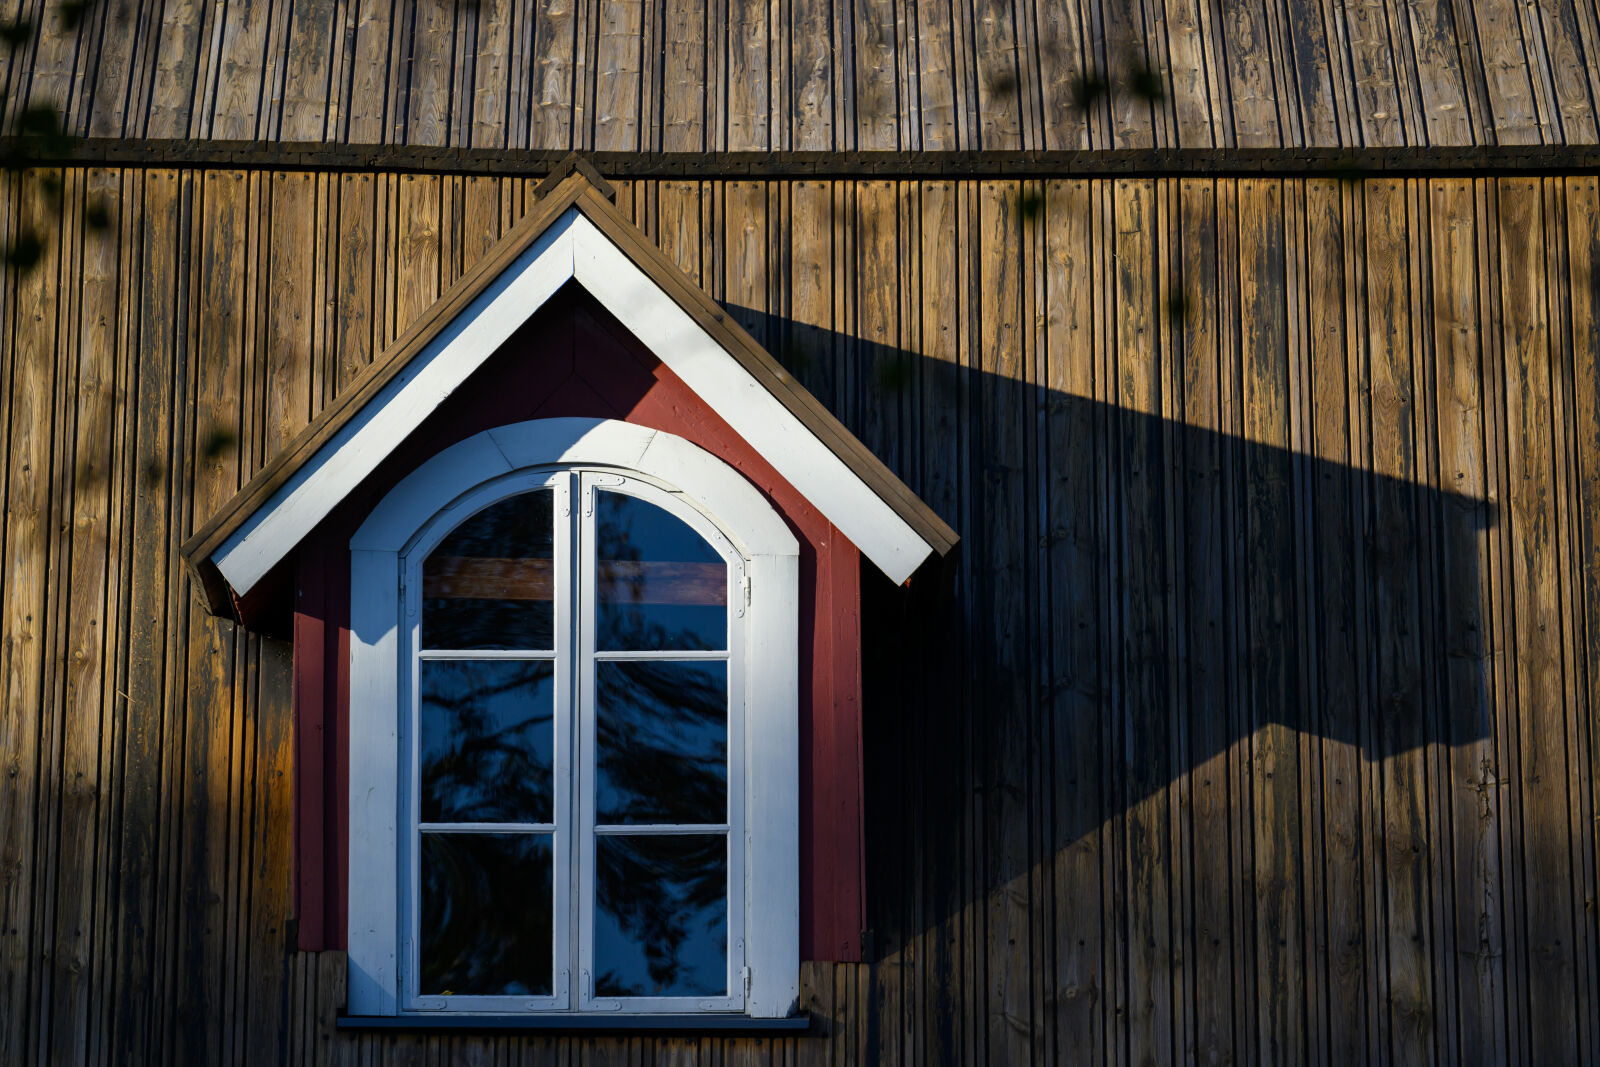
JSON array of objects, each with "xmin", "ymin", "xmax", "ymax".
[{"xmin": 292, "ymin": 546, "xmax": 327, "ymax": 951}]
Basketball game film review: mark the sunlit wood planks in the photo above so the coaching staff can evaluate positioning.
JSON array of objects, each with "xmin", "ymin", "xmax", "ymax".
[{"xmin": 0, "ymin": 169, "xmax": 1597, "ymax": 1065}]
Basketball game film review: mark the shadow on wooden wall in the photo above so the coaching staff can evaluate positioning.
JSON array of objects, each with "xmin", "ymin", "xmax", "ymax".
[{"xmin": 728, "ymin": 302, "xmax": 1513, "ymax": 1063}]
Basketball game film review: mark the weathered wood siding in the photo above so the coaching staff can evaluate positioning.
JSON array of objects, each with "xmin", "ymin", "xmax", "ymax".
[
  {"xmin": 2, "ymin": 169, "xmax": 1599, "ymax": 1065},
  {"xmin": 2, "ymin": 0, "xmax": 1599, "ymax": 150}
]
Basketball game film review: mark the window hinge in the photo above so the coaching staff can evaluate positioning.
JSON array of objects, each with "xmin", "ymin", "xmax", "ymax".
[
  {"xmin": 737, "ymin": 573, "xmax": 750, "ymax": 617},
  {"xmin": 741, "ymin": 966, "xmax": 752, "ymax": 998}
]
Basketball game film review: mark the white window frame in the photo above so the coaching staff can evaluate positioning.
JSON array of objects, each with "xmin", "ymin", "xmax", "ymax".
[{"xmin": 347, "ymin": 418, "xmax": 799, "ymax": 1019}]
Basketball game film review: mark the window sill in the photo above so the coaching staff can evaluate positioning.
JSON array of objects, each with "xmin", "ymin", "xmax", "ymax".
[{"xmin": 336, "ymin": 1013, "xmax": 812, "ymax": 1036}]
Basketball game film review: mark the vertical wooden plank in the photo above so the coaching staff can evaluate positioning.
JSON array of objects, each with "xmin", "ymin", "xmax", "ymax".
[
  {"xmin": 1426, "ymin": 176, "xmax": 1509, "ymax": 1066},
  {"xmin": 265, "ymin": 172, "xmax": 318, "ymax": 461},
  {"xmin": 1280, "ymin": 0, "xmax": 1344, "ymax": 145},
  {"xmin": 1110, "ymin": 175, "xmax": 1178, "ymax": 1067},
  {"xmin": 101, "ymin": 167, "xmax": 175, "ymax": 1067},
  {"xmin": 279, "ymin": 0, "xmax": 342, "ymax": 141},
  {"xmin": 169, "ymin": 169, "xmax": 248, "ymax": 1067},
  {"xmin": 42, "ymin": 166, "xmax": 121, "ymax": 1067},
  {"xmin": 526, "ymin": 0, "xmax": 579, "ymax": 149},
  {"xmin": 854, "ymin": 180, "xmax": 901, "ymax": 467},
  {"xmin": 1220, "ymin": 0, "xmax": 1284, "ymax": 146},
  {"xmin": 208, "ymin": 0, "xmax": 275, "ymax": 139},
  {"xmin": 1363, "ymin": 177, "xmax": 1437, "ymax": 1066},
  {"xmin": 343, "ymin": 0, "xmax": 395, "ymax": 143},
  {"xmin": 969, "ymin": 0, "xmax": 1022, "ymax": 148},
  {"xmin": 1333, "ymin": 0, "xmax": 1407, "ymax": 145},
  {"xmin": 469, "ymin": 0, "xmax": 514, "ymax": 147},
  {"xmin": 791, "ymin": 0, "xmax": 834, "ymax": 149},
  {"xmin": 1163, "ymin": 0, "xmax": 1221, "ymax": 147},
  {"xmin": 1566, "ymin": 174, "xmax": 1600, "ymax": 1067},
  {"xmin": 143, "ymin": 0, "xmax": 210, "ymax": 137},
  {"xmin": 1531, "ymin": 0, "xmax": 1600, "ymax": 143},
  {"xmin": 591, "ymin": 0, "xmax": 643, "ymax": 151},
  {"xmin": 1498, "ymin": 176, "xmax": 1581, "ymax": 1065},
  {"xmin": 659, "ymin": 0, "xmax": 706, "ymax": 151},
  {"xmin": 405, "ymin": 0, "xmax": 456, "ymax": 145},
  {"xmin": 333, "ymin": 173, "xmax": 378, "ymax": 394},
  {"xmin": 914, "ymin": 0, "xmax": 959, "ymax": 150},
  {"xmin": 1237, "ymin": 177, "xmax": 1308, "ymax": 1064},
  {"xmin": 1041, "ymin": 174, "xmax": 1103, "ymax": 1061},
  {"xmin": 0, "ymin": 166, "xmax": 62, "ymax": 1067},
  {"xmin": 26, "ymin": 0, "xmax": 93, "ymax": 134},
  {"xmin": 1470, "ymin": 0, "xmax": 1542, "ymax": 144},
  {"xmin": 787, "ymin": 179, "xmax": 834, "ymax": 405},
  {"xmin": 392, "ymin": 173, "xmax": 442, "ymax": 342},
  {"xmin": 1174, "ymin": 175, "xmax": 1241, "ymax": 1065},
  {"xmin": 975, "ymin": 179, "xmax": 1034, "ymax": 1064},
  {"xmin": 1301, "ymin": 176, "xmax": 1371, "ymax": 1067},
  {"xmin": 725, "ymin": 0, "xmax": 772, "ymax": 150},
  {"xmin": 1406, "ymin": 0, "xmax": 1476, "ymax": 145},
  {"xmin": 852, "ymin": 0, "xmax": 900, "ymax": 149},
  {"xmin": 84, "ymin": 2, "xmax": 145, "ymax": 138}
]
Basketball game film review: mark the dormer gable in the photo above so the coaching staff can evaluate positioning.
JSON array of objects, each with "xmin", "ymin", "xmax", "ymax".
[{"xmin": 180, "ymin": 164, "xmax": 956, "ymax": 620}]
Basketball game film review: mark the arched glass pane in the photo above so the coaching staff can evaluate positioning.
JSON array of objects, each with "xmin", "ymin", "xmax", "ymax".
[
  {"xmin": 595, "ymin": 491, "xmax": 726, "ymax": 651},
  {"xmin": 423, "ymin": 489, "xmax": 555, "ymax": 650}
]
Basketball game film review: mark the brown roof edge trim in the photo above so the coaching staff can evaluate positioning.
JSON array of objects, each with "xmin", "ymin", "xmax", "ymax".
[
  {"xmin": 532, "ymin": 152, "xmax": 616, "ymax": 201},
  {"xmin": 569, "ymin": 189, "xmax": 960, "ymax": 555},
  {"xmin": 12, "ymin": 139, "xmax": 1600, "ymax": 177},
  {"xmin": 182, "ymin": 167, "xmax": 956, "ymax": 600},
  {"xmin": 178, "ymin": 170, "xmax": 598, "ymax": 575}
]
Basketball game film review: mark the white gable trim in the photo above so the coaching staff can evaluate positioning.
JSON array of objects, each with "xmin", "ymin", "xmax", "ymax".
[{"xmin": 212, "ymin": 210, "xmax": 933, "ymax": 594}]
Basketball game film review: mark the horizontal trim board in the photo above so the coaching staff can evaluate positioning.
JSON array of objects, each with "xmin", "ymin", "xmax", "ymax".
[
  {"xmin": 8, "ymin": 140, "xmax": 1600, "ymax": 178},
  {"xmin": 336, "ymin": 1014, "xmax": 813, "ymax": 1034}
]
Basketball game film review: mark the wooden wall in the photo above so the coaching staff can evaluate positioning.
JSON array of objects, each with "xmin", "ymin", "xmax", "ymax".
[
  {"xmin": 3, "ymin": 0, "xmax": 1600, "ymax": 150},
  {"xmin": 1, "ymin": 166, "xmax": 1599, "ymax": 1065}
]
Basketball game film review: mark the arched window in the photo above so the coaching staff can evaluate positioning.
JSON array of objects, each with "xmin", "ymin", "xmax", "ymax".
[{"xmin": 346, "ymin": 420, "xmax": 799, "ymax": 1019}]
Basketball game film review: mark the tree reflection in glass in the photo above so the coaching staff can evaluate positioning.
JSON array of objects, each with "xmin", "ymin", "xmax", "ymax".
[
  {"xmin": 420, "ymin": 833, "xmax": 553, "ymax": 995},
  {"xmin": 420, "ymin": 661, "xmax": 554, "ymax": 824},
  {"xmin": 595, "ymin": 490, "xmax": 726, "ymax": 651},
  {"xmin": 596, "ymin": 661, "xmax": 726, "ymax": 824},
  {"xmin": 594, "ymin": 835, "xmax": 727, "ymax": 997},
  {"xmin": 424, "ymin": 489, "xmax": 555, "ymax": 650}
]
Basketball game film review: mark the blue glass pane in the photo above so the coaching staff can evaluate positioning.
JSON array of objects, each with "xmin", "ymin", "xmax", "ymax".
[
  {"xmin": 595, "ymin": 491, "xmax": 727, "ymax": 651},
  {"xmin": 423, "ymin": 490, "xmax": 554, "ymax": 650},
  {"xmin": 596, "ymin": 661, "xmax": 726, "ymax": 825},
  {"xmin": 420, "ymin": 660, "xmax": 554, "ymax": 824},
  {"xmin": 420, "ymin": 832, "xmax": 553, "ymax": 996},
  {"xmin": 594, "ymin": 834, "xmax": 727, "ymax": 998}
]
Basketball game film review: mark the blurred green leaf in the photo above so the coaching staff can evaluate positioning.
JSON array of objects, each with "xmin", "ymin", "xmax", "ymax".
[
  {"xmin": 200, "ymin": 425, "xmax": 238, "ymax": 460},
  {"xmin": 1071, "ymin": 72, "xmax": 1108, "ymax": 114},
  {"xmin": 1129, "ymin": 62, "xmax": 1165, "ymax": 103},
  {"xmin": 84, "ymin": 196, "xmax": 112, "ymax": 230},
  {"xmin": 57, "ymin": 1, "xmax": 92, "ymax": 30},
  {"xmin": 0, "ymin": 18, "xmax": 33, "ymax": 50},
  {"xmin": 987, "ymin": 69, "xmax": 1018, "ymax": 96},
  {"xmin": 6, "ymin": 229, "xmax": 43, "ymax": 271},
  {"xmin": 1166, "ymin": 290, "xmax": 1190, "ymax": 323}
]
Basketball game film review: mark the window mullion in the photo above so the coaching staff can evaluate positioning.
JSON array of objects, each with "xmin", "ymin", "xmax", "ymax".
[
  {"xmin": 550, "ymin": 471, "xmax": 577, "ymax": 1010},
  {"xmin": 572, "ymin": 470, "xmax": 600, "ymax": 1010}
]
